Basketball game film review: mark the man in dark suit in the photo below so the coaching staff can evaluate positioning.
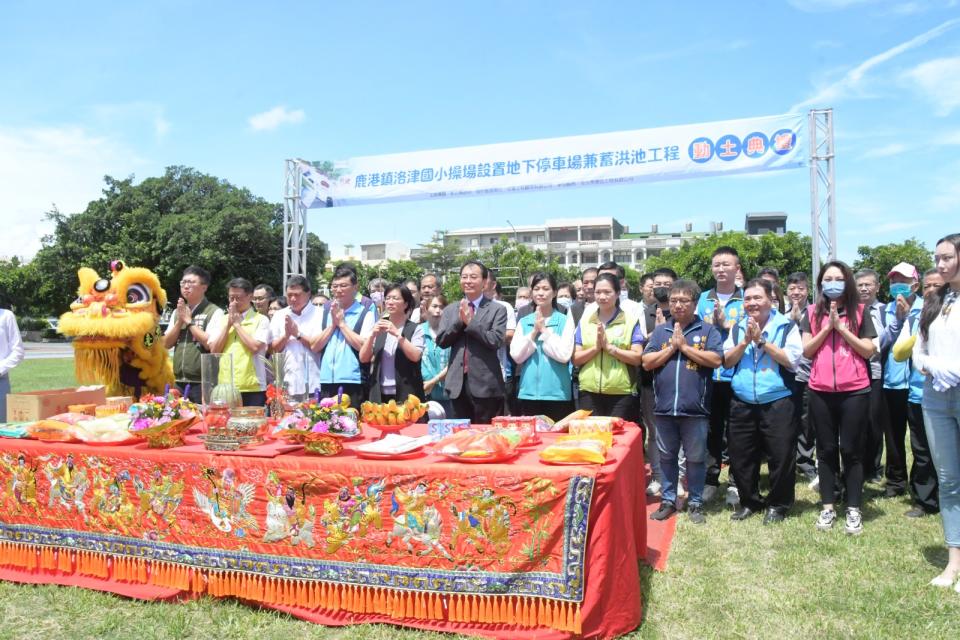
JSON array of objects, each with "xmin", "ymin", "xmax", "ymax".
[{"xmin": 436, "ymin": 260, "xmax": 507, "ymax": 423}]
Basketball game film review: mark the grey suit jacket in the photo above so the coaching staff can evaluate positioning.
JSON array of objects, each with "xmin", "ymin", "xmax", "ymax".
[{"xmin": 435, "ymin": 297, "xmax": 507, "ymax": 399}]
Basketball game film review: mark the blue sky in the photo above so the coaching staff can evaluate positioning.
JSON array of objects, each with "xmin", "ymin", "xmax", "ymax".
[{"xmin": 2, "ymin": 1, "xmax": 959, "ymax": 265}]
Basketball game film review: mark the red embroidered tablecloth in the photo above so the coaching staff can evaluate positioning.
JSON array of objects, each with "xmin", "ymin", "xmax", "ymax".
[{"xmin": 0, "ymin": 424, "xmax": 646, "ymax": 639}]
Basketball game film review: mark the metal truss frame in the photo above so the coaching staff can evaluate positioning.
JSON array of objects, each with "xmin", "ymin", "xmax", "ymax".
[
  {"xmin": 283, "ymin": 159, "xmax": 308, "ymax": 285},
  {"xmin": 809, "ymin": 108, "xmax": 836, "ymax": 279}
]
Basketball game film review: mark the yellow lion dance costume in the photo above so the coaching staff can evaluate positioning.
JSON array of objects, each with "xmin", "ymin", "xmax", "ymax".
[{"xmin": 58, "ymin": 260, "xmax": 174, "ymax": 397}]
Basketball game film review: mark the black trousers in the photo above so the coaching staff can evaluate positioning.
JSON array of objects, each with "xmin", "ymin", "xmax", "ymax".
[
  {"xmin": 795, "ymin": 383, "xmax": 817, "ymax": 477},
  {"xmin": 882, "ymin": 388, "xmax": 910, "ymax": 491},
  {"xmin": 706, "ymin": 381, "xmax": 733, "ymax": 486},
  {"xmin": 808, "ymin": 389, "xmax": 869, "ymax": 508},
  {"xmin": 578, "ymin": 391, "xmax": 637, "ymax": 421},
  {"xmin": 519, "ymin": 398, "xmax": 575, "ymax": 423},
  {"xmin": 452, "ymin": 378, "xmax": 503, "ymax": 424},
  {"xmin": 727, "ymin": 396, "xmax": 797, "ymax": 512},
  {"xmin": 907, "ymin": 401, "xmax": 940, "ymax": 512},
  {"xmin": 866, "ymin": 378, "xmax": 886, "ymax": 480}
]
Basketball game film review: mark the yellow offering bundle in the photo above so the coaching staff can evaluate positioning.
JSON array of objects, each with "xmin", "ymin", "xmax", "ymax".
[
  {"xmin": 539, "ymin": 440, "xmax": 608, "ymax": 465},
  {"xmin": 540, "ymin": 431, "xmax": 612, "ymax": 465}
]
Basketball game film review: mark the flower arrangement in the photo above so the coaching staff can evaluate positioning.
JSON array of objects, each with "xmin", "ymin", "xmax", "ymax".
[
  {"xmin": 273, "ymin": 388, "xmax": 360, "ymax": 439},
  {"xmin": 127, "ymin": 386, "xmax": 200, "ymax": 447}
]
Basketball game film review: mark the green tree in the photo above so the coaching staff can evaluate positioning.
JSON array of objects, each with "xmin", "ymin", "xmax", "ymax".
[
  {"xmin": 356, "ymin": 260, "xmax": 425, "ymax": 293},
  {"xmin": 30, "ymin": 166, "xmax": 328, "ymax": 314},
  {"xmin": 644, "ymin": 231, "xmax": 814, "ymax": 290},
  {"xmin": 414, "ymin": 231, "xmax": 464, "ymax": 277},
  {"xmin": 852, "ymin": 238, "xmax": 933, "ymax": 299},
  {"xmin": 436, "ymin": 237, "xmax": 577, "ymax": 302},
  {"xmin": 0, "ymin": 257, "xmax": 42, "ymax": 315}
]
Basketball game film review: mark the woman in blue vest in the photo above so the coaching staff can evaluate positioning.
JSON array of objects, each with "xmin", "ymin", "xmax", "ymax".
[
  {"xmin": 510, "ymin": 272, "xmax": 575, "ymax": 421},
  {"xmin": 420, "ymin": 293, "xmax": 453, "ymax": 419}
]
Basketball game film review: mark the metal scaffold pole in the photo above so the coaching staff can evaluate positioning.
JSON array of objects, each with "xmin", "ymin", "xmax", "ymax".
[
  {"xmin": 808, "ymin": 108, "xmax": 837, "ymax": 279},
  {"xmin": 283, "ymin": 159, "xmax": 308, "ymax": 285}
]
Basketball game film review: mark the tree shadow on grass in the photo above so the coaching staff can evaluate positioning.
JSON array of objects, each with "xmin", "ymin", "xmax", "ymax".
[{"xmin": 922, "ymin": 545, "xmax": 949, "ymax": 570}]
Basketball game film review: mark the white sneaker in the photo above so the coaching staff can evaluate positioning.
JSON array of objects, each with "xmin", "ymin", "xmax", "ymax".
[
  {"xmin": 815, "ymin": 508, "xmax": 836, "ymax": 531},
  {"xmin": 844, "ymin": 507, "xmax": 863, "ymax": 535},
  {"xmin": 646, "ymin": 480, "xmax": 662, "ymax": 496},
  {"xmin": 702, "ymin": 485, "xmax": 717, "ymax": 502},
  {"xmin": 725, "ymin": 485, "xmax": 740, "ymax": 507}
]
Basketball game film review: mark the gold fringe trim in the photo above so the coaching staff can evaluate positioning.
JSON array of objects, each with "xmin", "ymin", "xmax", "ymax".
[
  {"xmin": 0, "ymin": 542, "xmax": 581, "ymax": 632},
  {"xmin": 74, "ymin": 348, "xmax": 122, "ymax": 386}
]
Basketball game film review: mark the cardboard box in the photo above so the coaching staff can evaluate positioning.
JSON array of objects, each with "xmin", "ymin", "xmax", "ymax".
[{"xmin": 6, "ymin": 387, "xmax": 107, "ymax": 422}]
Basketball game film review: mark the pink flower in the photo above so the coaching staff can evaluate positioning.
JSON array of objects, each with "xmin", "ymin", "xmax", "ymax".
[
  {"xmin": 319, "ymin": 397, "xmax": 337, "ymax": 408},
  {"xmin": 311, "ymin": 420, "xmax": 330, "ymax": 433}
]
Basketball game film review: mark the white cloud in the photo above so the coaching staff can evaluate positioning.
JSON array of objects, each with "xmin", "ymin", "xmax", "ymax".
[
  {"xmin": 903, "ymin": 56, "xmax": 960, "ymax": 115},
  {"xmin": 91, "ymin": 101, "xmax": 171, "ymax": 141},
  {"xmin": 936, "ymin": 129, "xmax": 960, "ymax": 144},
  {"xmin": 248, "ymin": 106, "xmax": 306, "ymax": 132},
  {"xmin": 858, "ymin": 142, "xmax": 909, "ymax": 159},
  {"xmin": 790, "ymin": 17, "xmax": 960, "ymax": 111},
  {"xmin": 929, "ymin": 161, "xmax": 960, "ymax": 211},
  {"xmin": 154, "ymin": 115, "xmax": 171, "ymax": 138},
  {"xmin": 0, "ymin": 126, "xmax": 145, "ymax": 260},
  {"xmin": 873, "ymin": 220, "xmax": 928, "ymax": 233}
]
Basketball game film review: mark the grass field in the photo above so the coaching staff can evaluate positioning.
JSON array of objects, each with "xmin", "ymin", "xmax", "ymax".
[{"xmin": 3, "ymin": 358, "xmax": 960, "ymax": 639}]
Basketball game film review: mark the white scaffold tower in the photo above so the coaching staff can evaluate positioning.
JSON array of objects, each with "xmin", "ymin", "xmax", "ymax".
[{"xmin": 808, "ymin": 108, "xmax": 837, "ymax": 278}]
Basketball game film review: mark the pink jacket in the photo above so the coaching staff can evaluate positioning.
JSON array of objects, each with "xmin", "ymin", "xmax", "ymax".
[{"xmin": 806, "ymin": 303, "xmax": 871, "ymax": 393}]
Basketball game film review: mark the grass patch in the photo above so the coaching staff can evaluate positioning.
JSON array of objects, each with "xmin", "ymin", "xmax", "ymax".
[
  {"xmin": 9, "ymin": 358, "xmax": 77, "ymax": 392},
  {"xmin": 2, "ymin": 360, "xmax": 959, "ymax": 637}
]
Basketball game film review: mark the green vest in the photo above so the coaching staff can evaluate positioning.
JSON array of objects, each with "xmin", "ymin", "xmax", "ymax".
[
  {"xmin": 218, "ymin": 308, "xmax": 265, "ymax": 392},
  {"xmin": 578, "ymin": 308, "xmax": 639, "ymax": 396},
  {"xmin": 173, "ymin": 298, "xmax": 218, "ymax": 382}
]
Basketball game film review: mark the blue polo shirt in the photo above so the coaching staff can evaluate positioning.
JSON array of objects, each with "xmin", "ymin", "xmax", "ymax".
[{"xmin": 643, "ymin": 318, "xmax": 723, "ymax": 417}]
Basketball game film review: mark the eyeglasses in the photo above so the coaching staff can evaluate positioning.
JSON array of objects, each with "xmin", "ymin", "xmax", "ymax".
[
  {"xmin": 180, "ymin": 280, "xmax": 201, "ymax": 287},
  {"xmin": 669, "ymin": 298, "xmax": 693, "ymax": 305},
  {"xmin": 330, "ymin": 283, "xmax": 352, "ymax": 290},
  {"xmin": 227, "ymin": 295, "xmax": 246, "ymax": 302}
]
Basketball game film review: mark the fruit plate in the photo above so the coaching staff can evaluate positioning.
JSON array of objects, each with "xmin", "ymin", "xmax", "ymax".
[
  {"xmin": 438, "ymin": 450, "xmax": 521, "ymax": 464},
  {"xmin": 354, "ymin": 448, "xmax": 426, "ymax": 461}
]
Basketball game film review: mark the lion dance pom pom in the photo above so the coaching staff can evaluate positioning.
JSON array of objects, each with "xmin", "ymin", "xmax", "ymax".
[{"xmin": 58, "ymin": 260, "xmax": 174, "ymax": 398}]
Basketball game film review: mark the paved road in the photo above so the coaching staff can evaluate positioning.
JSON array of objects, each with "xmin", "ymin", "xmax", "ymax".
[{"xmin": 23, "ymin": 341, "xmax": 74, "ymax": 360}]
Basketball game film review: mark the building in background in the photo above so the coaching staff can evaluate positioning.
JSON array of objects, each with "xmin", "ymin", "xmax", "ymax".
[
  {"xmin": 745, "ymin": 212, "xmax": 787, "ymax": 236},
  {"xmin": 359, "ymin": 241, "xmax": 410, "ymax": 266}
]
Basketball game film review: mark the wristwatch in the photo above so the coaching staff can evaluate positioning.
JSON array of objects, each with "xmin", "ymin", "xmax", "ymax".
[{"xmin": 757, "ymin": 338, "xmax": 767, "ymax": 350}]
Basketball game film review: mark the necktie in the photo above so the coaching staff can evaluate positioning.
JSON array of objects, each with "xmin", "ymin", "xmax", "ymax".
[{"xmin": 463, "ymin": 301, "xmax": 476, "ymax": 374}]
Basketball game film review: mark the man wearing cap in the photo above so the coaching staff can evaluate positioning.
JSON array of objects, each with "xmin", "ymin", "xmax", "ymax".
[{"xmin": 879, "ymin": 262, "xmax": 929, "ymax": 505}]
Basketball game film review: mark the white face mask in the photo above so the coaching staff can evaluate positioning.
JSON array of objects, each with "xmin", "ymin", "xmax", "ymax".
[
  {"xmin": 515, "ymin": 299, "xmax": 531, "ymax": 309},
  {"xmin": 556, "ymin": 297, "xmax": 572, "ymax": 309}
]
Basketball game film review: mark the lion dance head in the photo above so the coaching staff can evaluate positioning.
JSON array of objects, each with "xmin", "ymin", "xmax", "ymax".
[{"xmin": 58, "ymin": 260, "xmax": 174, "ymax": 398}]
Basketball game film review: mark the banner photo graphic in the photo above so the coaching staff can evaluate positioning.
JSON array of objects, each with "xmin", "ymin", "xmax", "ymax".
[{"xmin": 301, "ymin": 113, "xmax": 807, "ymax": 208}]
